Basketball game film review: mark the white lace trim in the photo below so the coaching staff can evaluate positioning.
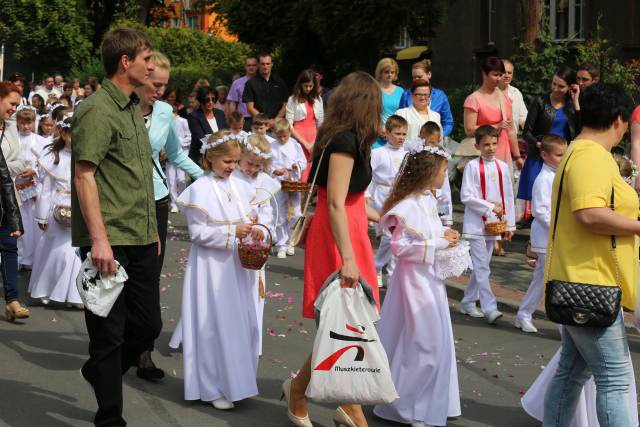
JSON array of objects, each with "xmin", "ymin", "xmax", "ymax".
[{"xmin": 435, "ymin": 239, "xmax": 473, "ymax": 280}]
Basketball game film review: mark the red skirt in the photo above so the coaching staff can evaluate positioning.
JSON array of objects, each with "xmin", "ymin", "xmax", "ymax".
[{"xmin": 302, "ymin": 187, "xmax": 379, "ymax": 318}]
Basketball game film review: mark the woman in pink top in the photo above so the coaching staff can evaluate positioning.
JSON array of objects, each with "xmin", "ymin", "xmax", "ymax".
[
  {"xmin": 463, "ymin": 57, "xmax": 522, "ymax": 170},
  {"xmin": 286, "ymin": 69, "xmax": 324, "ymax": 180}
]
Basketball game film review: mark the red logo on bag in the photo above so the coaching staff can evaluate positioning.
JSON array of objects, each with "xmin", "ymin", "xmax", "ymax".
[{"xmin": 313, "ymin": 324, "xmax": 376, "ymax": 371}]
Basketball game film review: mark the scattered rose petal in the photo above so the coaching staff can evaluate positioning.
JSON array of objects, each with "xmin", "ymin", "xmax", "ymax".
[{"xmin": 268, "ymin": 329, "xmax": 276, "ymax": 337}]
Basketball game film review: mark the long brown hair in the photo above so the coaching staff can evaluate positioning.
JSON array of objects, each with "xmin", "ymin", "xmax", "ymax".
[
  {"xmin": 292, "ymin": 69, "xmax": 319, "ymax": 103},
  {"xmin": 313, "ymin": 71, "xmax": 381, "ymax": 158},
  {"xmin": 45, "ymin": 127, "xmax": 71, "ymax": 165},
  {"xmin": 381, "ymin": 151, "xmax": 446, "ymax": 215}
]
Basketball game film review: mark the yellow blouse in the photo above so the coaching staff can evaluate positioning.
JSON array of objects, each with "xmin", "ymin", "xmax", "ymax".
[{"xmin": 546, "ymin": 139, "xmax": 638, "ymax": 310}]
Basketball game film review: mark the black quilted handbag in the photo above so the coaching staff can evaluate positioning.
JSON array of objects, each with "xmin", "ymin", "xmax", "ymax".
[{"xmin": 544, "ymin": 150, "xmax": 621, "ymax": 328}]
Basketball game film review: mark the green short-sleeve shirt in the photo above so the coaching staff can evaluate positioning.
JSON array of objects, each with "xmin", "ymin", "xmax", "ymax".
[{"xmin": 71, "ymin": 79, "xmax": 157, "ymax": 247}]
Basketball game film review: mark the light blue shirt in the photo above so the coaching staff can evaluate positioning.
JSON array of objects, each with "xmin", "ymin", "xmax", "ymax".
[{"xmin": 148, "ymin": 101, "xmax": 203, "ymax": 200}]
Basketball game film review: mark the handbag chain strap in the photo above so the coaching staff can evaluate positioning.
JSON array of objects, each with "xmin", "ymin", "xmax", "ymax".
[{"xmin": 545, "ymin": 149, "xmax": 621, "ymax": 287}]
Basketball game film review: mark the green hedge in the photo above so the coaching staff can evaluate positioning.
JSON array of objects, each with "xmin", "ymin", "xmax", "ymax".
[{"xmin": 68, "ymin": 21, "xmax": 250, "ymax": 100}]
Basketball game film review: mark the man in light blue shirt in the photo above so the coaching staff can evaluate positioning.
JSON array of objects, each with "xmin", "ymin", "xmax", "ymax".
[{"xmin": 398, "ymin": 59, "xmax": 454, "ymax": 137}]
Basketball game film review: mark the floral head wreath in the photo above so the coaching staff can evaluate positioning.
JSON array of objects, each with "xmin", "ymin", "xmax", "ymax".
[
  {"xmin": 404, "ymin": 138, "xmax": 451, "ymax": 159},
  {"xmin": 17, "ymin": 105, "xmax": 37, "ymax": 114},
  {"xmin": 199, "ymin": 133, "xmax": 242, "ymax": 154},
  {"xmin": 242, "ymin": 133, "xmax": 272, "ymax": 160},
  {"xmin": 56, "ymin": 112, "xmax": 73, "ymax": 129}
]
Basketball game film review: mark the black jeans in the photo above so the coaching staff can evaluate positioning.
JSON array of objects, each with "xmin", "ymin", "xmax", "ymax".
[
  {"xmin": 0, "ymin": 226, "xmax": 19, "ymax": 302},
  {"xmin": 80, "ymin": 243, "xmax": 161, "ymax": 427},
  {"xmin": 144, "ymin": 196, "xmax": 169, "ymax": 354}
]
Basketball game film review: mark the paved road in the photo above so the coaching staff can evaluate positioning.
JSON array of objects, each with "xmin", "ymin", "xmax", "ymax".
[{"xmin": 1, "ymin": 212, "xmax": 638, "ymax": 427}]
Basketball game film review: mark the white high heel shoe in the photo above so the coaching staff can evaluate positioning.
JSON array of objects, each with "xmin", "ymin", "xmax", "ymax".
[{"xmin": 281, "ymin": 378, "xmax": 312, "ymax": 427}]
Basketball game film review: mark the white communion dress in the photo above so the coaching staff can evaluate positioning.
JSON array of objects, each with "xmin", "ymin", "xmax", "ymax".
[
  {"xmin": 373, "ymin": 192, "xmax": 461, "ymax": 426},
  {"xmin": 27, "ymin": 148, "xmax": 82, "ymax": 303},
  {"xmin": 169, "ymin": 173, "xmax": 260, "ymax": 403}
]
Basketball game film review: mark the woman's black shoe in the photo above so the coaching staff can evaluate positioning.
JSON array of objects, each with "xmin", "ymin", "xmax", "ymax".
[
  {"xmin": 136, "ymin": 366, "xmax": 165, "ymax": 381},
  {"xmin": 136, "ymin": 350, "xmax": 164, "ymax": 381}
]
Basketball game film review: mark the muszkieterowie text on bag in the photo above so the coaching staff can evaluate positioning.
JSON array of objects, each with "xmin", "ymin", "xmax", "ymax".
[{"xmin": 306, "ymin": 272, "xmax": 398, "ymax": 404}]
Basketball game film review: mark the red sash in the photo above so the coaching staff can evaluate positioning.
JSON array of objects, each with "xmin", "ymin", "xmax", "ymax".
[{"xmin": 479, "ymin": 157, "xmax": 505, "ymax": 220}]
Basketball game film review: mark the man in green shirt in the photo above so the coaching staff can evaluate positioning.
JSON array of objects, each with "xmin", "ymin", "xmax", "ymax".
[{"xmin": 72, "ymin": 27, "xmax": 160, "ymax": 427}]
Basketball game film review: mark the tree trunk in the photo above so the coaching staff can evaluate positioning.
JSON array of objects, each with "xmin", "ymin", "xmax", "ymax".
[{"xmin": 520, "ymin": 0, "xmax": 542, "ymax": 48}]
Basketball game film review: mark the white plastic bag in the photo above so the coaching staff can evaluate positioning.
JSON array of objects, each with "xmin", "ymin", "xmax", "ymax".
[
  {"xmin": 306, "ymin": 272, "xmax": 398, "ymax": 404},
  {"xmin": 76, "ymin": 252, "xmax": 128, "ymax": 317}
]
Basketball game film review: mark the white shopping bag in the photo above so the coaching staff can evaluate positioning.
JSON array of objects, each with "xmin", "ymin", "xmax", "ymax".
[
  {"xmin": 76, "ymin": 252, "xmax": 128, "ymax": 317},
  {"xmin": 306, "ymin": 272, "xmax": 398, "ymax": 404}
]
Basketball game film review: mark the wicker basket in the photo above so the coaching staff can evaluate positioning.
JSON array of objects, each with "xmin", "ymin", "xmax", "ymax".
[
  {"xmin": 238, "ymin": 224, "xmax": 273, "ymax": 270},
  {"xmin": 281, "ymin": 180, "xmax": 312, "ymax": 193},
  {"xmin": 484, "ymin": 220, "xmax": 507, "ymax": 236}
]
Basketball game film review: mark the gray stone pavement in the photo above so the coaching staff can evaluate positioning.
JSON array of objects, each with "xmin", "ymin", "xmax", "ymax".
[{"xmin": 0, "ymin": 212, "xmax": 639, "ymax": 427}]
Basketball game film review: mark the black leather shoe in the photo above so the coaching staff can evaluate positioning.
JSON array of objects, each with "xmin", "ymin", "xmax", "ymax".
[{"xmin": 136, "ymin": 366, "xmax": 165, "ymax": 381}]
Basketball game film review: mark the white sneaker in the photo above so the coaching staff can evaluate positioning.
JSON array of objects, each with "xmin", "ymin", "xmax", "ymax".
[
  {"xmin": 277, "ymin": 250, "xmax": 287, "ymax": 259},
  {"xmin": 286, "ymin": 246, "xmax": 295, "ymax": 256},
  {"xmin": 170, "ymin": 206, "xmax": 179, "ymax": 213},
  {"xmin": 41, "ymin": 298, "xmax": 50, "ymax": 305},
  {"xmin": 211, "ymin": 397, "xmax": 234, "ymax": 410},
  {"xmin": 487, "ymin": 310, "xmax": 503, "ymax": 325},
  {"xmin": 459, "ymin": 305, "xmax": 484, "ymax": 318},
  {"xmin": 377, "ymin": 271, "xmax": 384, "ymax": 288},
  {"xmin": 515, "ymin": 318, "xmax": 538, "ymax": 333}
]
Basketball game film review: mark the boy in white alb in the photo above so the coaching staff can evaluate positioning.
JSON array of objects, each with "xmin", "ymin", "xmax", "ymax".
[
  {"xmin": 166, "ymin": 105, "xmax": 192, "ymax": 212},
  {"xmin": 515, "ymin": 135, "xmax": 567, "ymax": 333},
  {"xmin": 460, "ymin": 125, "xmax": 515, "ymax": 324},
  {"xmin": 270, "ymin": 118, "xmax": 307, "ymax": 258},
  {"xmin": 420, "ymin": 121, "xmax": 454, "ymax": 227},
  {"xmin": 368, "ymin": 115, "xmax": 407, "ymax": 286}
]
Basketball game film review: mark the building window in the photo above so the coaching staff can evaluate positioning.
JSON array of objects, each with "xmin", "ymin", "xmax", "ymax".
[
  {"xmin": 186, "ymin": 15, "xmax": 198, "ymax": 29},
  {"xmin": 545, "ymin": 0, "xmax": 584, "ymax": 41},
  {"xmin": 394, "ymin": 28, "xmax": 411, "ymax": 49},
  {"xmin": 171, "ymin": 18, "xmax": 180, "ymax": 28},
  {"xmin": 487, "ymin": 0, "xmax": 496, "ymax": 45}
]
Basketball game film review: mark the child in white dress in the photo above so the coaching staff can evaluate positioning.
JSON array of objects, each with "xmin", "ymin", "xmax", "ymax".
[
  {"xmin": 169, "ymin": 130, "xmax": 265, "ymax": 411},
  {"xmin": 420, "ymin": 121, "xmax": 453, "ymax": 227},
  {"xmin": 368, "ymin": 115, "xmax": 407, "ymax": 287},
  {"xmin": 233, "ymin": 133, "xmax": 280, "ymax": 356},
  {"xmin": 37, "ymin": 114, "xmax": 55, "ymax": 146},
  {"xmin": 270, "ymin": 118, "xmax": 307, "ymax": 258},
  {"xmin": 166, "ymin": 105, "xmax": 191, "ymax": 212},
  {"xmin": 515, "ymin": 135, "xmax": 567, "ymax": 333},
  {"xmin": 27, "ymin": 114, "xmax": 82, "ymax": 307},
  {"xmin": 459, "ymin": 125, "xmax": 515, "ymax": 324},
  {"xmin": 15, "ymin": 107, "xmax": 45, "ymax": 269},
  {"xmin": 373, "ymin": 140, "xmax": 461, "ymax": 427}
]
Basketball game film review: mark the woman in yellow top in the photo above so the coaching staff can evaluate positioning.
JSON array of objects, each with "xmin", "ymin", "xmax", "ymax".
[{"xmin": 543, "ymin": 83, "xmax": 638, "ymax": 426}]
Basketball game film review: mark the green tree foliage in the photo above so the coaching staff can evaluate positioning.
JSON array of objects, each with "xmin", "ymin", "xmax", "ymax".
[
  {"xmin": 0, "ymin": 0, "xmax": 93, "ymax": 76},
  {"xmin": 575, "ymin": 20, "xmax": 640, "ymax": 103},
  {"xmin": 206, "ymin": 0, "xmax": 447, "ymax": 81},
  {"xmin": 510, "ymin": 27, "xmax": 569, "ymax": 104}
]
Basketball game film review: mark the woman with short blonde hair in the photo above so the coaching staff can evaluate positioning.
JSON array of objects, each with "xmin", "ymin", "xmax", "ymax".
[{"xmin": 373, "ymin": 57, "xmax": 404, "ymax": 148}]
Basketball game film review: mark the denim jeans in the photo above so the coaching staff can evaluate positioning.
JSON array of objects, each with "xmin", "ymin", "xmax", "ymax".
[
  {"xmin": 0, "ymin": 226, "xmax": 19, "ymax": 303},
  {"xmin": 543, "ymin": 311, "xmax": 633, "ymax": 426}
]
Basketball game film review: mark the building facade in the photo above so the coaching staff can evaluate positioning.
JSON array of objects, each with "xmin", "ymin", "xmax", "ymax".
[
  {"xmin": 159, "ymin": 0, "xmax": 237, "ymax": 42},
  {"xmin": 413, "ymin": 0, "xmax": 640, "ymax": 91}
]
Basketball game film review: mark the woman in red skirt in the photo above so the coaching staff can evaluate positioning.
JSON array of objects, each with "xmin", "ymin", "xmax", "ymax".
[{"xmin": 281, "ymin": 71, "xmax": 381, "ymax": 427}]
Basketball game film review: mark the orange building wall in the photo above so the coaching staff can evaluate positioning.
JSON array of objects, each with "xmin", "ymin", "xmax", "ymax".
[{"xmin": 161, "ymin": 0, "xmax": 238, "ymax": 42}]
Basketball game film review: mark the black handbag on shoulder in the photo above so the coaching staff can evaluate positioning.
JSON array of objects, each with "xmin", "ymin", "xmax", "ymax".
[{"xmin": 544, "ymin": 150, "xmax": 622, "ymax": 328}]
